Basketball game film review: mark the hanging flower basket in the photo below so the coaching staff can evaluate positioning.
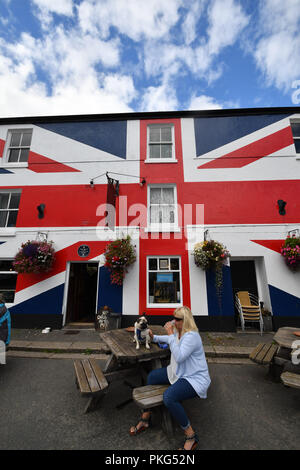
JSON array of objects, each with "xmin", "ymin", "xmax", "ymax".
[
  {"xmin": 280, "ymin": 236, "xmax": 300, "ymax": 271},
  {"xmin": 193, "ymin": 240, "xmax": 230, "ymax": 298},
  {"xmin": 13, "ymin": 240, "xmax": 55, "ymax": 274},
  {"xmin": 104, "ymin": 236, "xmax": 136, "ymax": 285}
]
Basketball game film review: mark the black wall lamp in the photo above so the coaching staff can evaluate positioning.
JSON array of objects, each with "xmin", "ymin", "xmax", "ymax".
[
  {"xmin": 37, "ymin": 203, "xmax": 45, "ymax": 219},
  {"xmin": 277, "ymin": 199, "xmax": 287, "ymax": 216}
]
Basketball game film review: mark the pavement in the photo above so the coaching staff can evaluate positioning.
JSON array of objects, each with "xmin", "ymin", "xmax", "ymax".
[{"xmin": 7, "ymin": 325, "xmax": 275, "ymax": 362}]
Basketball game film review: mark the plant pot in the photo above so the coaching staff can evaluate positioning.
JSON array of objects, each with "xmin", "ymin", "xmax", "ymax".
[{"xmin": 263, "ymin": 316, "xmax": 273, "ymax": 332}]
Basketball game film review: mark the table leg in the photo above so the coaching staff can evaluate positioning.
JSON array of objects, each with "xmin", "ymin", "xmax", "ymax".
[{"xmin": 104, "ymin": 353, "xmax": 118, "ymax": 373}]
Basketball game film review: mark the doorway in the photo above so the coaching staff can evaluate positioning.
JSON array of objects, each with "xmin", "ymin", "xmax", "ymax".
[
  {"xmin": 230, "ymin": 260, "xmax": 258, "ymax": 326},
  {"xmin": 65, "ymin": 262, "xmax": 99, "ymax": 324}
]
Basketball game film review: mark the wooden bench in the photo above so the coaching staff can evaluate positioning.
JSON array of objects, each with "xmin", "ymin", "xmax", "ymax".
[
  {"xmin": 249, "ymin": 343, "xmax": 278, "ymax": 365},
  {"xmin": 133, "ymin": 384, "xmax": 175, "ymax": 437},
  {"xmin": 74, "ymin": 359, "xmax": 109, "ymax": 413},
  {"xmin": 280, "ymin": 372, "xmax": 300, "ymax": 389}
]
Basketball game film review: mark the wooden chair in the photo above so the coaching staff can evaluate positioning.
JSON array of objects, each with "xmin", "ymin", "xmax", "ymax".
[{"xmin": 235, "ymin": 291, "xmax": 264, "ymax": 335}]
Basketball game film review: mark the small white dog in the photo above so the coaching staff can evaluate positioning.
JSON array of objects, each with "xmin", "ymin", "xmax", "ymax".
[{"xmin": 133, "ymin": 315, "xmax": 151, "ymax": 350}]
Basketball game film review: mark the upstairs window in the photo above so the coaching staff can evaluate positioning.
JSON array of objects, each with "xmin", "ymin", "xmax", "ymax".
[
  {"xmin": 147, "ymin": 124, "xmax": 174, "ymax": 161},
  {"xmin": 291, "ymin": 122, "xmax": 300, "ymax": 153},
  {"xmin": 6, "ymin": 129, "xmax": 32, "ymax": 163},
  {"xmin": 0, "ymin": 191, "xmax": 21, "ymax": 227},
  {"xmin": 148, "ymin": 185, "xmax": 177, "ymax": 230}
]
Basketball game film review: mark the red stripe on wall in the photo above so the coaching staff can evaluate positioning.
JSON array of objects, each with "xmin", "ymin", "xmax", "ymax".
[
  {"xmin": 198, "ymin": 127, "xmax": 294, "ymax": 169},
  {"xmin": 15, "ymin": 240, "xmax": 108, "ymax": 292},
  {"xmin": 28, "ymin": 151, "xmax": 80, "ymax": 173},
  {"xmin": 0, "ymin": 138, "xmax": 5, "ymax": 158},
  {"xmin": 251, "ymin": 239, "xmax": 284, "ymax": 254}
]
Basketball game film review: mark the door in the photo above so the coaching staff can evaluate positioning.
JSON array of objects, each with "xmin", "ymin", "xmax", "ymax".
[
  {"xmin": 230, "ymin": 260, "xmax": 258, "ymax": 325},
  {"xmin": 66, "ymin": 262, "xmax": 99, "ymax": 323}
]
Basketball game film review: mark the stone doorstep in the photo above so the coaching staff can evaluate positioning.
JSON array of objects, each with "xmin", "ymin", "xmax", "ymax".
[
  {"xmin": 8, "ymin": 340, "xmax": 110, "ymax": 354},
  {"xmin": 6, "ymin": 350, "xmax": 108, "ymax": 360}
]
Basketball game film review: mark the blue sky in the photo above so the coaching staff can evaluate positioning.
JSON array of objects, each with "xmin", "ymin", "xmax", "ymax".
[{"xmin": 0, "ymin": 0, "xmax": 300, "ymax": 116}]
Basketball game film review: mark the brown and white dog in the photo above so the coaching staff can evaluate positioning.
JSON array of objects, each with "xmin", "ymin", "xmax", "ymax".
[{"xmin": 133, "ymin": 315, "xmax": 151, "ymax": 350}]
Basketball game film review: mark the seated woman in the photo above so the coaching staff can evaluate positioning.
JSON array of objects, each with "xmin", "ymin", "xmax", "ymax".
[{"xmin": 130, "ymin": 306, "xmax": 211, "ymax": 450}]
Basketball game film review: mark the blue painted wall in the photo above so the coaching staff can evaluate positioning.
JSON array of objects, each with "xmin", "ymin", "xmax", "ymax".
[
  {"xmin": 206, "ymin": 265, "xmax": 235, "ymax": 316},
  {"xmin": 269, "ymin": 284, "xmax": 300, "ymax": 317},
  {"xmin": 194, "ymin": 114, "xmax": 290, "ymax": 156},
  {"xmin": 97, "ymin": 266, "xmax": 123, "ymax": 313},
  {"xmin": 10, "ymin": 284, "xmax": 64, "ymax": 315},
  {"xmin": 36, "ymin": 120, "xmax": 127, "ymax": 158}
]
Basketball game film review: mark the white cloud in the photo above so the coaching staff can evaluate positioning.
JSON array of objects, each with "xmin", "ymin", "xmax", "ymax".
[
  {"xmin": 77, "ymin": 0, "xmax": 182, "ymax": 41},
  {"xmin": 252, "ymin": 0, "xmax": 300, "ymax": 91},
  {"xmin": 0, "ymin": 24, "xmax": 135, "ymax": 116},
  {"xmin": 31, "ymin": 0, "xmax": 74, "ymax": 16},
  {"xmin": 140, "ymin": 83, "xmax": 178, "ymax": 112},
  {"xmin": 188, "ymin": 94, "xmax": 223, "ymax": 110},
  {"xmin": 207, "ymin": 0, "xmax": 249, "ymax": 54},
  {"xmin": 181, "ymin": 0, "xmax": 206, "ymax": 45}
]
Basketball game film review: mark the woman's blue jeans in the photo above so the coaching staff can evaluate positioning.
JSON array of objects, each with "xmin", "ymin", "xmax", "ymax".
[{"xmin": 146, "ymin": 367, "xmax": 197, "ymax": 430}]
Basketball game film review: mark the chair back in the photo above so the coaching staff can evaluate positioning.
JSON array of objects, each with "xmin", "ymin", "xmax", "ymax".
[{"xmin": 236, "ymin": 291, "xmax": 251, "ymax": 306}]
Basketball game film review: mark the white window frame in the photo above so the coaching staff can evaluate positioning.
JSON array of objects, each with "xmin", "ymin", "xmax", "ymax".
[
  {"xmin": 147, "ymin": 184, "xmax": 179, "ymax": 232},
  {"xmin": 0, "ymin": 189, "xmax": 21, "ymax": 229},
  {"xmin": 290, "ymin": 120, "xmax": 300, "ymax": 157},
  {"xmin": 146, "ymin": 124, "xmax": 177, "ymax": 163},
  {"xmin": 147, "ymin": 256, "xmax": 183, "ymax": 309},
  {"xmin": 2, "ymin": 128, "xmax": 33, "ymax": 168},
  {"xmin": 0, "ymin": 259, "xmax": 18, "ymax": 306}
]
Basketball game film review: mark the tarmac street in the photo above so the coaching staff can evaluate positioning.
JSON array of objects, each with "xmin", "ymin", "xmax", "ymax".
[{"xmin": 0, "ymin": 356, "xmax": 299, "ymax": 450}]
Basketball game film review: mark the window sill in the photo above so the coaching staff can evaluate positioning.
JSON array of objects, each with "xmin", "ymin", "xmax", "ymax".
[
  {"xmin": 144, "ymin": 159, "xmax": 178, "ymax": 164},
  {"xmin": 144, "ymin": 226, "xmax": 181, "ymax": 233},
  {"xmin": 1, "ymin": 162, "xmax": 28, "ymax": 168},
  {"xmin": 0, "ymin": 228, "xmax": 16, "ymax": 237},
  {"xmin": 147, "ymin": 303, "xmax": 183, "ymax": 309}
]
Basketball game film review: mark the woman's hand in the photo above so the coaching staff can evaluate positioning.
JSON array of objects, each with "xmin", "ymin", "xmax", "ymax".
[
  {"xmin": 148, "ymin": 329, "xmax": 154, "ymax": 339},
  {"xmin": 164, "ymin": 321, "xmax": 175, "ymax": 336}
]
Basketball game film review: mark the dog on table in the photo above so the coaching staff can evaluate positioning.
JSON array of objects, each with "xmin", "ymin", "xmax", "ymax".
[{"xmin": 133, "ymin": 315, "xmax": 151, "ymax": 350}]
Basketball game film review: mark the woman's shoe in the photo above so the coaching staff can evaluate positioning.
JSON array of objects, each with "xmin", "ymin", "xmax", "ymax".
[
  {"xmin": 129, "ymin": 417, "xmax": 151, "ymax": 436},
  {"xmin": 178, "ymin": 432, "xmax": 199, "ymax": 450}
]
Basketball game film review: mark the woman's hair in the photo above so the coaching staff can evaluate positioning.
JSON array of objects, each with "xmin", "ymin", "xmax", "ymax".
[{"xmin": 173, "ymin": 306, "xmax": 198, "ymax": 335}]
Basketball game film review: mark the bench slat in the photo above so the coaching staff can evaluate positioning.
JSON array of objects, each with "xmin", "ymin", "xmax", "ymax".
[
  {"xmin": 249, "ymin": 343, "xmax": 265, "ymax": 361},
  {"xmin": 133, "ymin": 385, "xmax": 169, "ymax": 409},
  {"xmin": 280, "ymin": 372, "xmax": 300, "ymax": 389},
  {"xmin": 255, "ymin": 343, "xmax": 272, "ymax": 364},
  {"xmin": 82, "ymin": 359, "xmax": 100, "ymax": 393},
  {"xmin": 261, "ymin": 344, "xmax": 278, "ymax": 364},
  {"xmin": 89, "ymin": 359, "xmax": 109, "ymax": 391},
  {"xmin": 74, "ymin": 360, "xmax": 91, "ymax": 394}
]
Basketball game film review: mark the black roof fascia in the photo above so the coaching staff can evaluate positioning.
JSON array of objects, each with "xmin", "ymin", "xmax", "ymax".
[{"xmin": 0, "ymin": 106, "xmax": 299, "ymax": 124}]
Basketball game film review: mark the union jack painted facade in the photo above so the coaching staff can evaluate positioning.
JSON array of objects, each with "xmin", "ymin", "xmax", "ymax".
[{"xmin": 0, "ymin": 108, "xmax": 299, "ymax": 331}]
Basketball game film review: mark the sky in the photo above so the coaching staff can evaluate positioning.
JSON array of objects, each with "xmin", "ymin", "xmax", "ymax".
[{"xmin": 0, "ymin": 0, "xmax": 300, "ymax": 117}]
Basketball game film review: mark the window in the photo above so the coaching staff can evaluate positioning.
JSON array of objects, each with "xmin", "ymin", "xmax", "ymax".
[
  {"xmin": 6, "ymin": 129, "xmax": 32, "ymax": 163},
  {"xmin": 147, "ymin": 124, "xmax": 174, "ymax": 160},
  {"xmin": 0, "ymin": 260, "xmax": 17, "ymax": 303},
  {"xmin": 147, "ymin": 256, "xmax": 182, "ymax": 307},
  {"xmin": 148, "ymin": 185, "xmax": 177, "ymax": 230},
  {"xmin": 291, "ymin": 122, "xmax": 300, "ymax": 153},
  {"xmin": 0, "ymin": 191, "xmax": 21, "ymax": 227}
]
